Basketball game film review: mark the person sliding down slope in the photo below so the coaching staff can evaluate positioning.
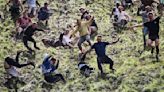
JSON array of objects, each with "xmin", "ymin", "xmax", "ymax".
[
  {"xmin": 42, "ymin": 54, "xmax": 66, "ymax": 83},
  {"xmin": 4, "ymin": 51, "xmax": 35, "ymax": 77}
]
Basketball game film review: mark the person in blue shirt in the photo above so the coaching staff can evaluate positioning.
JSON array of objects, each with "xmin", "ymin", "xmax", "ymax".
[
  {"xmin": 84, "ymin": 36, "xmax": 119, "ymax": 74},
  {"xmin": 42, "ymin": 54, "xmax": 66, "ymax": 83},
  {"xmin": 38, "ymin": 3, "xmax": 50, "ymax": 26}
]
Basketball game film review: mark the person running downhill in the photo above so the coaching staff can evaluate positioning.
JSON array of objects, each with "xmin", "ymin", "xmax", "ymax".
[
  {"xmin": 131, "ymin": 12, "xmax": 162, "ymax": 61},
  {"xmin": 22, "ymin": 23, "xmax": 46, "ymax": 52},
  {"xmin": 6, "ymin": 0, "xmax": 23, "ymax": 25},
  {"xmin": 71, "ymin": 16, "xmax": 94, "ymax": 53},
  {"xmin": 139, "ymin": 6, "xmax": 152, "ymax": 49},
  {"xmin": 84, "ymin": 36, "xmax": 119, "ymax": 75}
]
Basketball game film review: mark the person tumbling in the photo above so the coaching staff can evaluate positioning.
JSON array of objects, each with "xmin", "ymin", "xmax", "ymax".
[{"xmin": 42, "ymin": 54, "xmax": 66, "ymax": 83}]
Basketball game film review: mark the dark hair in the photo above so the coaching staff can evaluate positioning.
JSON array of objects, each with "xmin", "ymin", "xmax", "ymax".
[
  {"xmin": 5, "ymin": 57, "xmax": 13, "ymax": 62},
  {"xmin": 97, "ymin": 35, "xmax": 102, "ymax": 38},
  {"xmin": 44, "ymin": 3, "xmax": 48, "ymax": 6},
  {"xmin": 51, "ymin": 58, "xmax": 56, "ymax": 61}
]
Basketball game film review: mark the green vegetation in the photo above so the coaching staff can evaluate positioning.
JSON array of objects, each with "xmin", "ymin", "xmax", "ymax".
[{"xmin": 0, "ymin": 0, "xmax": 163, "ymax": 92}]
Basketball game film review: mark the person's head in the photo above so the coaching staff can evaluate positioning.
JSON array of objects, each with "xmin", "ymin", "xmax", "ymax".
[
  {"xmin": 97, "ymin": 35, "xmax": 102, "ymax": 42},
  {"xmin": 145, "ymin": 6, "xmax": 151, "ymax": 12},
  {"xmin": 116, "ymin": 3, "xmax": 120, "ymax": 8},
  {"xmin": 50, "ymin": 58, "xmax": 57, "ymax": 65},
  {"xmin": 32, "ymin": 23, "xmax": 38, "ymax": 28},
  {"xmin": 5, "ymin": 57, "xmax": 13, "ymax": 63},
  {"xmin": 118, "ymin": 5, "xmax": 124, "ymax": 12},
  {"xmin": 64, "ymin": 29, "xmax": 69, "ymax": 35},
  {"xmin": 44, "ymin": 3, "xmax": 48, "ymax": 8},
  {"xmin": 86, "ymin": 15, "xmax": 91, "ymax": 20},
  {"xmin": 42, "ymin": 39, "xmax": 48, "ymax": 45},
  {"xmin": 148, "ymin": 12, "xmax": 154, "ymax": 21},
  {"xmin": 79, "ymin": 8, "xmax": 85, "ymax": 13}
]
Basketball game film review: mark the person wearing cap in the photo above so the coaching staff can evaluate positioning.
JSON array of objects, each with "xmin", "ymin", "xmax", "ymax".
[
  {"xmin": 42, "ymin": 54, "xmax": 66, "ymax": 83},
  {"xmin": 38, "ymin": 3, "xmax": 50, "ymax": 26},
  {"xmin": 131, "ymin": 12, "xmax": 162, "ymax": 61},
  {"xmin": 79, "ymin": 8, "xmax": 89, "ymax": 20},
  {"xmin": 4, "ymin": 51, "xmax": 35, "ymax": 77},
  {"xmin": 84, "ymin": 36, "xmax": 119, "ymax": 75}
]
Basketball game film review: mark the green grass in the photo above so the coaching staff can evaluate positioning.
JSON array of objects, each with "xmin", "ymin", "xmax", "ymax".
[{"xmin": 0, "ymin": 0, "xmax": 164, "ymax": 92}]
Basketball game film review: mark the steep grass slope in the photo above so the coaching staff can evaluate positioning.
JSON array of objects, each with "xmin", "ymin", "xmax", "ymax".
[{"xmin": 0, "ymin": 0, "xmax": 164, "ymax": 92}]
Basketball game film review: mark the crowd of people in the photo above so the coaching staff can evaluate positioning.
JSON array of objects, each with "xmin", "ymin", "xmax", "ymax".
[{"xmin": 3, "ymin": 0, "xmax": 163, "ymax": 86}]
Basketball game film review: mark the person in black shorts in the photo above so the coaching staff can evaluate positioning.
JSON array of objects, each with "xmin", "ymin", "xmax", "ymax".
[
  {"xmin": 131, "ymin": 12, "xmax": 161, "ymax": 61},
  {"xmin": 84, "ymin": 36, "xmax": 119, "ymax": 75},
  {"xmin": 23, "ymin": 23, "xmax": 45, "ymax": 52}
]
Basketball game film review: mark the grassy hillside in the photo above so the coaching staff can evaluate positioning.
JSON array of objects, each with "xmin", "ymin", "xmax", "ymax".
[{"xmin": 0, "ymin": 0, "xmax": 164, "ymax": 92}]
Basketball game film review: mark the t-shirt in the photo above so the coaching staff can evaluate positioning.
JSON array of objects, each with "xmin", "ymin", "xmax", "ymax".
[
  {"xmin": 91, "ymin": 42, "xmax": 109, "ymax": 57},
  {"xmin": 27, "ymin": 0, "xmax": 36, "ymax": 7},
  {"xmin": 62, "ymin": 35, "xmax": 72, "ymax": 45},
  {"xmin": 24, "ymin": 25, "xmax": 44, "ymax": 36},
  {"xmin": 144, "ymin": 17, "xmax": 160, "ymax": 37},
  {"xmin": 42, "ymin": 56, "xmax": 56, "ymax": 74},
  {"xmin": 117, "ymin": 11, "xmax": 129, "ymax": 22},
  {"xmin": 140, "ymin": 11, "xmax": 149, "ymax": 23},
  {"xmin": 18, "ymin": 17, "xmax": 31, "ymax": 28},
  {"xmin": 72, "ymin": 21, "xmax": 90, "ymax": 36},
  {"xmin": 113, "ymin": 7, "xmax": 120, "ymax": 16}
]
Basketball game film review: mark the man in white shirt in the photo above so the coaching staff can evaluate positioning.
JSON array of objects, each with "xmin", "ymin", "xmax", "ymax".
[{"xmin": 117, "ymin": 5, "xmax": 130, "ymax": 26}]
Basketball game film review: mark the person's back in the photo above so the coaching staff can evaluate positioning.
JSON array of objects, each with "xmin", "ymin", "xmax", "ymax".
[{"xmin": 17, "ymin": 16, "xmax": 31, "ymax": 28}]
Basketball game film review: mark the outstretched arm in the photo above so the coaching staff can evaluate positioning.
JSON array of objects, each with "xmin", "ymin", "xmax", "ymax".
[
  {"xmin": 86, "ymin": 16, "xmax": 94, "ymax": 26},
  {"xmin": 22, "ymin": 0, "xmax": 27, "ymax": 4},
  {"xmin": 128, "ymin": 23, "xmax": 143, "ymax": 29},
  {"xmin": 55, "ymin": 60, "xmax": 59, "ymax": 69},
  {"xmin": 15, "ymin": 51, "xmax": 23, "ymax": 63},
  {"xmin": 108, "ymin": 38, "xmax": 120, "ymax": 45},
  {"xmin": 36, "ymin": 28, "xmax": 44, "ymax": 32},
  {"xmin": 36, "ymin": 1, "xmax": 40, "ymax": 7}
]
